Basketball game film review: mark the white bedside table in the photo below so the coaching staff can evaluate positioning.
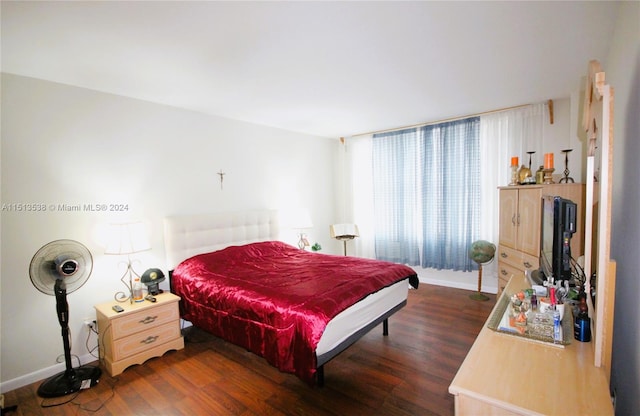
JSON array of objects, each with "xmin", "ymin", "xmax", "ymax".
[{"xmin": 94, "ymin": 292, "xmax": 184, "ymax": 376}]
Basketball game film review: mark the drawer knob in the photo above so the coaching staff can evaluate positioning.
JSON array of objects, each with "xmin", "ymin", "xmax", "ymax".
[
  {"xmin": 501, "ymin": 269, "xmax": 508, "ymax": 276},
  {"xmin": 139, "ymin": 315, "xmax": 158, "ymax": 325},
  {"xmin": 523, "ymin": 262, "xmax": 532, "ymax": 268},
  {"xmin": 500, "ymin": 252, "xmax": 508, "ymax": 258},
  {"xmin": 141, "ymin": 335, "xmax": 159, "ymax": 345}
]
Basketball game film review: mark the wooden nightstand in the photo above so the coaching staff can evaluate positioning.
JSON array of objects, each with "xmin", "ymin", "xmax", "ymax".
[{"xmin": 94, "ymin": 292, "xmax": 184, "ymax": 376}]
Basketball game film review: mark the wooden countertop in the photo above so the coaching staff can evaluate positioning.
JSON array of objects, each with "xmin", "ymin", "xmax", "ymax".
[{"xmin": 449, "ymin": 274, "xmax": 613, "ymax": 415}]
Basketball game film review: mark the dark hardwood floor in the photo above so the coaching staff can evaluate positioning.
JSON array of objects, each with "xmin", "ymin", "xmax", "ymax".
[{"xmin": 3, "ymin": 284, "xmax": 495, "ymax": 415}]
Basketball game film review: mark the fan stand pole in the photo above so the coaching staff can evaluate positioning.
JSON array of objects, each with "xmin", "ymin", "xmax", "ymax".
[
  {"xmin": 470, "ymin": 264, "xmax": 490, "ymax": 301},
  {"xmin": 37, "ymin": 280, "xmax": 101, "ymax": 398}
]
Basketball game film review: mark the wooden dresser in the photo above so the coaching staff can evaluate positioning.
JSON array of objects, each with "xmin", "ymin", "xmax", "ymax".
[
  {"xmin": 497, "ymin": 184, "xmax": 584, "ymax": 296},
  {"xmin": 95, "ymin": 292, "xmax": 184, "ymax": 376},
  {"xmin": 449, "ymin": 275, "xmax": 613, "ymax": 415}
]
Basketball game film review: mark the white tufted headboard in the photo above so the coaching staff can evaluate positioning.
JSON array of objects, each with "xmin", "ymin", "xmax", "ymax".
[{"xmin": 163, "ymin": 209, "xmax": 279, "ymax": 270}]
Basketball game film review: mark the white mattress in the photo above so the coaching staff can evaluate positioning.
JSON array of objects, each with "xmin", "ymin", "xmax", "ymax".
[{"xmin": 316, "ymin": 280, "xmax": 408, "ymax": 357}]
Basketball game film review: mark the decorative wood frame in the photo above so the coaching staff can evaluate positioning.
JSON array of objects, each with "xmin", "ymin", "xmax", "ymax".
[{"xmin": 581, "ymin": 59, "xmax": 616, "ymax": 378}]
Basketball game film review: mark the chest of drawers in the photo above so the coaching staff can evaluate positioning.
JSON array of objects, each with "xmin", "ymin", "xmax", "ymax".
[
  {"xmin": 95, "ymin": 292, "xmax": 184, "ymax": 376},
  {"xmin": 497, "ymin": 184, "xmax": 584, "ymax": 296}
]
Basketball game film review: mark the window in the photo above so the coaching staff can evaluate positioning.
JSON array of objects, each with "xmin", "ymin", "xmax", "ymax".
[
  {"xmin": 344, "ymin": 103, "xmax": 545, "ymax": 275},
  {"xmin": 372, "ymin": 118, "xmax": 480, "ymax": 271}
]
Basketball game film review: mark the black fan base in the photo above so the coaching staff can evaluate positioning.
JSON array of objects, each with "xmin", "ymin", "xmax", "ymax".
[{"xmin": 37, "ymin": 366, "xmax": 101, "ymax": 398}]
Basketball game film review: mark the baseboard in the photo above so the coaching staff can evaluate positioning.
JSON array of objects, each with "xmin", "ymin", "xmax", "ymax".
[
  {"xmin": 0, "ymin": 353, "xmax": 97, "ymax": 394},
  {"xmin": 421, "ymin": 276, "xmax": 498, "ymax": 294},
  {"xmin": 416, "ymin": 267, "xmax": 499, "ymax": 294}
]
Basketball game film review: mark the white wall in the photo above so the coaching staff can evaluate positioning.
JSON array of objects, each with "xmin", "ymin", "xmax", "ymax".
[
  {"xmin": 0, "ymin": 74, "xmax": 340, "ymax": 390},
  {"xmin": 547, "ymin": 97, "xmax": 586, "ymax": 184},
  {"xmin": 604, "ymin": 2, "xmax": 640, "ymax": 413}
]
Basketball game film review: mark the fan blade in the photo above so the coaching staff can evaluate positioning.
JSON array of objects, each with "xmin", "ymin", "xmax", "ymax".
[{"xmin": 29, "ymin": 239, "xmax": 93, "ymax": 296}]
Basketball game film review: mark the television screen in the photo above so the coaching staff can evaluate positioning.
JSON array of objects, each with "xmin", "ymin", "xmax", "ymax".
[{"xmin": 540, "ymin": 195, "xmax": 577, "ymax": 282}]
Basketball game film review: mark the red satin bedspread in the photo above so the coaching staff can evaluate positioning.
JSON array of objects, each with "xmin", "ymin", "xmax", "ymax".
[{"xmin": 171, "ymin": 241, "xmax": 417, "ymax": 384}]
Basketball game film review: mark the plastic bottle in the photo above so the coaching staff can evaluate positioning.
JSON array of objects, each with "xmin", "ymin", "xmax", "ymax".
[
  {"xmin": 553, "ymin": 308, "xmax": 562, "ymax": 343},
  {"xmin": 133, "ymin": 277, "xmax": 144, "ymax": 302}
]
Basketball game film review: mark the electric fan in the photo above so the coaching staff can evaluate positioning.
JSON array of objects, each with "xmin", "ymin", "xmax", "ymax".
[
  {"xmin": 468, "ymin": 240, "xmax": 496, "ymax": 302},
  {"xmin": 29, "ymin": 239, "xmax": 102, "ymax": 398}
]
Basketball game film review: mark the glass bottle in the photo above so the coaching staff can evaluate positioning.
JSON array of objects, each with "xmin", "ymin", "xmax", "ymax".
[{"xmin": 536, "ymin": 165, "xmax": 544, "ymax": 184}]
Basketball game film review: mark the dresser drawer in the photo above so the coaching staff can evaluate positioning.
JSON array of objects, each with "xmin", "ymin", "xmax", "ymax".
[
  {"xmin": 111, "ymin": 302, "xmax": 179, "ymax": 339},
  {"xmin": 498, "ymin": 245, "xmax": 539, "ymax": 273},
  {"xmin": 498, "ymin": 245, "xmax": 523, "ymax": 269},
  {"xmin": 112, "ymin": 322, "xmax": 181, "ymax": 361},
  {"xmin": 498, "ymin": 261, "xmax": 521, "ymax": 288},
  {"xmin": 521, "ymin": 252, "xmax": 539, "ymax": 273}
]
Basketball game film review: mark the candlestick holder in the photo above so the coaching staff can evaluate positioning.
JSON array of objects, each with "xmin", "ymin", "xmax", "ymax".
[
  {"xmin": 543, "ymin": 168, "xmax": 555, "ymax": 184},
  {"xmin": 526, "ymin": 151, "xmax": 535, "ymax": 170},
  {"xmin": 509, "ymin": 165, "xmax": 519, "ymax": 186},
  {"xmin": 559, "ymin": 149, "xmax": 574, "ymax": 183}
]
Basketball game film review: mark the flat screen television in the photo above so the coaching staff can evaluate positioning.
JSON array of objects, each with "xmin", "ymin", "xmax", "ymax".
[{"xmin": 540, "ymin": 195, "xmax": 577, "ymax": 282}]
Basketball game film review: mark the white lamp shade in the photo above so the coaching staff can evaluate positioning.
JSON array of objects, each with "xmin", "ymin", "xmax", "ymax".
[
  {"xmin": 104, "ymin": 222, "xmax": 151, "ymax": 255},
  {"xmin": 330, "ymin": 224, "xmax": 359, "ymax": 239}
]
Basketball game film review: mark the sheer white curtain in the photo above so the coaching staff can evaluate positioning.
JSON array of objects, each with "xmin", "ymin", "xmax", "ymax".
[
  {"xmin": 479, "ymin": 103, "xmax": 546, "ymax": 246},
  {"xmin": 372, "ymin": 128, "xmax": 423, "ymax": 265},
  {"xmin": 343, "ymin": 135, "xmax": 376, "ymax": 258}
]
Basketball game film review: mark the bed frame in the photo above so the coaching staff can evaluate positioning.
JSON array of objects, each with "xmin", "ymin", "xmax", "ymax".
[{"xmin": 163, "ymin": 209, "xmax": 408, "ymax": 386}]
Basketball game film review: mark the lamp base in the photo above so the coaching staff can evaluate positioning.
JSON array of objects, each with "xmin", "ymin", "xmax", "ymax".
[
  {"xmin": 469, "ymin": 292, "xmax": 490, "ymax": 302},
  {"xmin": 335, "ymin": 236, "xmax": 355, "ymax": 256}
]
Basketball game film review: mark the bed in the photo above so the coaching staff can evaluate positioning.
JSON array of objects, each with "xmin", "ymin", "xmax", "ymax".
[{"xmin": 164, "ymin": 210, "xmax": 418, "ymax": 386}]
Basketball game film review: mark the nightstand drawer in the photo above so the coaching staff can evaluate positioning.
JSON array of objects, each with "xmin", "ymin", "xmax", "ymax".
[
  {"xmin": 111, "ymin": 302, "xmax": 179, "ymax": 339},
  {"xmin": 112, "ymin": 322, "xmax": 181, "ymax": 361}
]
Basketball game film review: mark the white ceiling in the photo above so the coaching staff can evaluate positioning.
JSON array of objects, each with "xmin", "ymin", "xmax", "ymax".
[{"xmin": 1, "ymin": 1, "xmax": 621, "ymax": 138}]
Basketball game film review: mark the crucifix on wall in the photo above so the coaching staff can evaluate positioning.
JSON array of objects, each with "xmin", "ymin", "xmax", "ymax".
[{"xmin": 217, "ymin": 169, "xmax": 226, "ymax": 190}]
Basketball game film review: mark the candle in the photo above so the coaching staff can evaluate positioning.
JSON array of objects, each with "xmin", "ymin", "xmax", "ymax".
[
  {"xmin": 511, "ymin": 156, "xmax": 519, "ymax": 167},
  {"xmin": 544, "ymin": 153, "xmax": 554, "ymax": 169}
]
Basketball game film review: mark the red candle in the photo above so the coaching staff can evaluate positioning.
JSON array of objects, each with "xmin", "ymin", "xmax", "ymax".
[
  {"xmin": 544, "ymin": 153, "xmax": 554, "ymax": 169},
  {"xmin": 511, "ymin": 156, "xmax": 519, "ymax": 167}
]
